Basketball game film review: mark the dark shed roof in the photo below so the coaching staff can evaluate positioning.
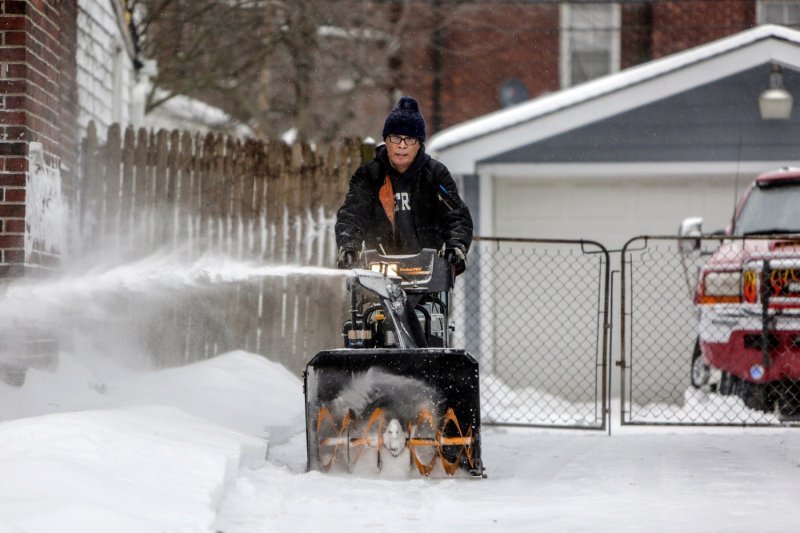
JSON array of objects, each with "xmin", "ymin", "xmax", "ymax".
[{"xmin": 484, "ymin": 64, "xmax": 800, "ymax": 164}]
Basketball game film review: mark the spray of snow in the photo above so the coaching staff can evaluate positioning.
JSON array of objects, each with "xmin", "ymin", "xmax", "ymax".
[
  {"xmin": 329, "ymin": 367, "xmax": 440, "ymax": 422},
  {"xmin": 0, "ymin": 252, "xmax": 348, "ymax": 322},
  {"xmin": 0, "ymin": 251, "xmax": 352, "ymax": 375}
]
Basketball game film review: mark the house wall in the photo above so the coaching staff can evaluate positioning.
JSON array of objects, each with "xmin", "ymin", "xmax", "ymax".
[
  {"xmin": 398, "ymin": 1, "xmax": 757, "ymax": 134},
  {"xmin": 650, "ymin": 0, "xmax": 756, "ymax": 58},
  {"xmin": 400, "ymin": 3, "xmax": 561, "ymax": 132},
  {"xmin": 76, "ymin": 0, "xmax": 136, "ymax": 139},
  {"xmin": 0, "ymin": 0, "xmax": 78, "ymax": 277}
]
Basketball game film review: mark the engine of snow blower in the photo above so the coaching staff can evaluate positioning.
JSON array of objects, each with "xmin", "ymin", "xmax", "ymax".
[{"xmin": 304, "ymin": 249, "xmax": 484, "ymax": 478}]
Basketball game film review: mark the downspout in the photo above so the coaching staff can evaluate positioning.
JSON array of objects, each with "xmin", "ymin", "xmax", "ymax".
[{"xmin": 430, "ymin": 0, "xmax": 444, "ymax": 132}]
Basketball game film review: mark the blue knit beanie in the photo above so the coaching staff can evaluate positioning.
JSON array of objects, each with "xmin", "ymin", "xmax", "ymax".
[{"xmin": 382, "ymin": 96, "xmax": 426, "ymax": 143}]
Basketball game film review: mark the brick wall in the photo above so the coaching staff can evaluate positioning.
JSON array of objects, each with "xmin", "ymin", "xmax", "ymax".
[
  {"xmin": 400, "ymin": 2, "xmax": 560, "ymax": 132},
  {"xmin": 396, "ymin": 1, "xmax": 758, "ymax": 135},
  {"xmin": 0, "ymin": 0, "xmax": 78, "ymax": 278},
  {"xmin": 621, "ymin": 2, "xmax": 653, "ymax": 69},
  {"xmin": 651, "ymin": 0, "xmax": 755, "ymax": 58}
]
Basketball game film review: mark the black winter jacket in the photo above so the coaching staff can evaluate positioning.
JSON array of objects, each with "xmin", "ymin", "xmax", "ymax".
[{"xmin": 335, "ymin": 145, "xmax": 473, "ymax": 257}]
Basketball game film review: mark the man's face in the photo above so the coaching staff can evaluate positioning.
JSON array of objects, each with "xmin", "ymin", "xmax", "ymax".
[{"xmin": 385, "ymin": 135, "xmax": 420, "ymax": 174}]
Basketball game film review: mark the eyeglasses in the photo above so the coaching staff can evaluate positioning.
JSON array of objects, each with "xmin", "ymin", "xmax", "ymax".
[{"xmin": 386, "ymin": 135, "xmax": 419, "ymax": 146}]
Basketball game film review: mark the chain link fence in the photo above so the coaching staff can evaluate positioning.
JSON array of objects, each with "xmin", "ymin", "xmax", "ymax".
[
  {"xmin": 451, "ymin": 237, "xmax": 610, "ymax": 429},
  {"xmin": 621, "ymin": 235, "xmax": 800, "ymax": 426}
]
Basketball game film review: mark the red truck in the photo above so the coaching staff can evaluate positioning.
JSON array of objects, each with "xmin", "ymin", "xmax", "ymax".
[{"xmin": 680, "ymin": 167, "xmax": 800, "ymax": 419}]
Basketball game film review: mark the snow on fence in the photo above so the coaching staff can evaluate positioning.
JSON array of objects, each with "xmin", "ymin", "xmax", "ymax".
[{"xmin": 74, "ymin": 122, "xmax": 371, "ymax": 374}]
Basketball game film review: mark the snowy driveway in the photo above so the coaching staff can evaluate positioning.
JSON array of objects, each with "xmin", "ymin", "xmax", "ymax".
[
  {"xmin": 2, "ymin": 351, "xmax": 799, "ymax": 533},
  {"xmin": 218, "ymin": 426, "xmax": 800, "ymax": 533}
]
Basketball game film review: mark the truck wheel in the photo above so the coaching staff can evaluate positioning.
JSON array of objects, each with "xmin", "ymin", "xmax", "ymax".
[
  {"xmin": 741, "ymin": 382, "xmax": 775, "ymax": 413},
  {"xmin": 718, "ymin": 372, "xmax": 739, "ymax": 396},
  {"xmin": 690, "ymin": 337, "xmax": 710, "ymax": 389},
  {"xmin": 777, "ymin": 381, "xmax": 800, "ymax": 420}
]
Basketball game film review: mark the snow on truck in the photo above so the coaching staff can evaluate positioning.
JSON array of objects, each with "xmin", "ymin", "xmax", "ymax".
[{"xmin": 679, "ymin": 167, "xmax": 800, "ymax": 419}]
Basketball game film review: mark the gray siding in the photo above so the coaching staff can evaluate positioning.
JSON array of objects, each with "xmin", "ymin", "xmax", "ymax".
[
  {"xmin": 77, "ymin": 0, "xmax": 135, "ymax": 138},
  {"xmin": 486, "ymin": 64, "xmax": 800, "ymax": 164}
]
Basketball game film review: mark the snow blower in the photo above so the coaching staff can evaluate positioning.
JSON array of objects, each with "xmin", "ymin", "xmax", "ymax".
[{"xmin": 304, "ymin": 249, "xmax": 485, "ymax": 478}]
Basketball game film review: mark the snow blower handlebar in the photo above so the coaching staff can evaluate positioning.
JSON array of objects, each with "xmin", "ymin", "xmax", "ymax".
[
  {"xmin": 351, "ymin": 268, "xmax": 417, "ymax": 349},
  {"xmin": 343, "ymin": 249, "xmax": 454, "ymax": 350}
]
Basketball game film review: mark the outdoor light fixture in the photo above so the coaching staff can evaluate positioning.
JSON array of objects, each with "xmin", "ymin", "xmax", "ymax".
[{"xmin": 759, "ymin": 63, "xmax": 793, "ymax": 120}]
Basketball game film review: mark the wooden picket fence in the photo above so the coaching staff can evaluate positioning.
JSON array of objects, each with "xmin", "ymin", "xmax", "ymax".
[{"xmin": 76, "ymin": 122, "xmax": 373, "ymax": 374}]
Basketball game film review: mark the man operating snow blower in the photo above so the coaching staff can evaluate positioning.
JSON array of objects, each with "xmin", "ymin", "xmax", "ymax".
[
  {"xmin": 303, "ymin": 97, "xmax": 485, "ymax": 478},
  {"xmin": 334, "ymin": 95, "xmax": 473, "ymax": 280},
  {"xmin": 335, "ymin": 96, "xmax": 472, "ymax": 347}
]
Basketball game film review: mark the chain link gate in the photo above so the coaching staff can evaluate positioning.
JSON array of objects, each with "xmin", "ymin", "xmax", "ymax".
[
  {"xmin": 621, "ymin": 235, "xmax": 800, "ymax": 426},
  {"xmin": 451, "ymin": 237, "xmax": 610, "ymax": 429}
]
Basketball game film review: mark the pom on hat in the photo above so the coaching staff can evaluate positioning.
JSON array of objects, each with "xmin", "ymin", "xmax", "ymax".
[{"xmin": 382, "ymin": 96, "xmax": 426, "ymax": 143}]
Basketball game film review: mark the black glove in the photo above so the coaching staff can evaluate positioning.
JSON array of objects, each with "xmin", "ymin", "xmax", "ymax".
[
  {"xmin": 336, "ymin": 248, "xmax": 357, "ymax": 270},
  {"xmin": 444, "ymin": 247, "xmax": 466, "ymax": 275}
]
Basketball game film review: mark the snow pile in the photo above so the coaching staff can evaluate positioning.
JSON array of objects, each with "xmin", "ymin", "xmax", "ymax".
[
  {"xmin": 3, "ymin": 347, "xmax": 800, "ymax": 532},
  {"xmin": 0, "ymin": 350, "xmax": 304, "ymax": 533},
  {"xmin": 0, "ymin": 407, "xmax": 256, "ymax": 532},
  {"xmin": 481, "ymin": 374, "xmax": 602, "ymax": 427}
]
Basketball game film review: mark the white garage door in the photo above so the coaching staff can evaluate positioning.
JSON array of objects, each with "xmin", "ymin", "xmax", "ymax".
[
  {"xmin": 482, "ymin": 173, "xmax": 745, "ymax": 402},
  {"xmin": 493, "ymin": 175, "xmax": 741, "ymax": 248}
]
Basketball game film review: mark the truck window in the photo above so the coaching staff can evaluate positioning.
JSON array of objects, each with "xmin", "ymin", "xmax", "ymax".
[{"xmin": 733, "ymin": 184, "xmax": 800, "ymax": 235}]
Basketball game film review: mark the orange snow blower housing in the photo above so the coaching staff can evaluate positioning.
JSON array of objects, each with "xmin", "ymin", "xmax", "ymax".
[{"xmin": 304, "ymin": 249, "xmax": 485, "ymax": 478}]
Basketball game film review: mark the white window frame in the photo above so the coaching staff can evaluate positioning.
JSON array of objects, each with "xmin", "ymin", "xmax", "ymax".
[
  {"xmin": 560, "ymin": 2, "xmax": 621, "ymax": 89},
  {"xmin": 757, "ymin": 0, "xmax": 800, "ymax": 27}
]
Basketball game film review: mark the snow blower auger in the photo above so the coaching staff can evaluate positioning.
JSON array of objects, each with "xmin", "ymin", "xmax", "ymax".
[{"xmin": 304, "ymin": 248, "xmax": 485, "ymax": 478}]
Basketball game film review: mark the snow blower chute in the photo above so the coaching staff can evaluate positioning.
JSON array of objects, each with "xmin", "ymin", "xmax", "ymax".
[{"xmin": 304, "ymin": 249, "xmax": 485, "ymax": 478}]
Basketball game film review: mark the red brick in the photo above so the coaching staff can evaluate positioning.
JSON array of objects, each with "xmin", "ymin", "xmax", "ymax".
[
  {"xmin": 407, "ymin": 3, "xmax": 561, "ymax": 129},
  {"xmin": 0, "ymin": 208, "xmax": 25, "ymax": 224},
  {"xmin": 0, "ymin": 234, "xmax": 24, "ymax": 248},
  {"xmin": 3, "ymin": 2, "xmax": 29, "ymax": 15},
  {"xmin": 4, "ymin": 126, "xmax": 28, "ymax": 140},
  {"xmin": 2, "ymin": 249, "xmax": 25, "ymax": 263},
  {"xmin": 0, "ymin": 173, "xmax": 26, "ymax": 186},
  {"xmin": 0, "ymin": 48, "xmax": 26, "ymax": 62},
  {"xmin": 5, "ymin": 63, "xmax": 27, "ymax": 79},
  {"xmin": 376, "ymin": 0, "xmax": 759, "ymax": 134},
  {"xmin": 3, "ymin": 31, "xmax": 26, "ymax": 46},
  {"xmin": 0, "ymin": 80, "xmax": 25, "ymax": 94},
  {"xmin": 3, "ymin": 95, "xmax": 26, "ymax": 109},
  {"xmin": 650, "ymin": 1, "xmax": 754, "ymax": 58},
  {"xmin": 0, "ymin": 15, "xmax": 26, "ymax": 31},
  {"xmin": 0, "ymin": 142, "xmax": 26, "ymax": 156},
  {"xmin": 4, "ymin": 188, "xmax": 25, "ymax": 202},
  {"xmin": 3, "ymin": 218, "xmax": 25, "ymax": 232},
  {"xmin": 4, "ymin": 157, "xmax": 26, "ymax": 172},
  {"xmin": 28, "ymin": 0, "xmax": 47, "ymax": 12}
]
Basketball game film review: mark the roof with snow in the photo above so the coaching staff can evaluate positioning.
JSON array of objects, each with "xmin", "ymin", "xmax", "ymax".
[
  {"xmin": 428, "ymin": 25, "xmax": 800, "ymax": 175},
  {"xmin": 144, "ymin": 90, "xmax": 254, "ymax": 139}
]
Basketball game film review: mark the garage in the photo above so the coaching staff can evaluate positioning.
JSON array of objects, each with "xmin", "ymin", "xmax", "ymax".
[
  {"xmin": 492, "ymin": 173, "xmax": 738, "ymax": 249},
  {"xmin": 429, "ymin": 25, "xmax": 800, "ymax": 403},
  {"xmin": 429, "ymin": 25, "xmax": 800, "ymax": 247}
]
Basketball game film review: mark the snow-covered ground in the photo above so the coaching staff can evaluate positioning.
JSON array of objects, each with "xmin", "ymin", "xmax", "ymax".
[{"xmin": 2, "ymin": 349, "xmax": 800, "ymax": 533}]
